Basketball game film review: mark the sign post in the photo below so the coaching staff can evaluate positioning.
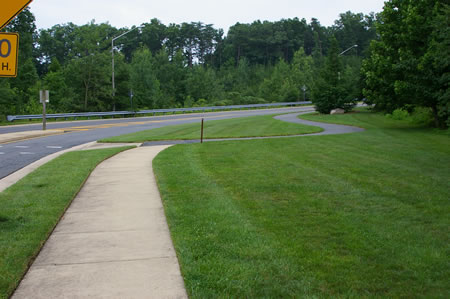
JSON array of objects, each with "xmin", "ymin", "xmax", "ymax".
[
  {"xmin": 40, "ymin": 90, "xmax": 49, "ymax": 131},
  {"xmin": 0, "ymin": 33, "xmax": 19, "ymax": 78},
  {"xmin": 302, "ymin": 85, "xmax": 307, "ymax": 101}
]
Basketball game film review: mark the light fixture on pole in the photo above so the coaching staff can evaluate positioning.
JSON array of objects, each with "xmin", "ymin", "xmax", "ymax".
[
  {"xmin": 339, "ymin": 44, "xmax": 358, "ymax": 56},
  {"xmin": 111, "ymin": 26, "xmax": 142, "ymax": 111},
  {"xmin": 338, "ymin": 44, "xmax": 358, "ymax": 80}
]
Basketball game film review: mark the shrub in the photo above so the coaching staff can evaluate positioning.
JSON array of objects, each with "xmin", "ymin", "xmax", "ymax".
[
  {"xmin": 386, "ymin": 108, "xmax": 410, "ymax": 121},
  {"xmin": 411, "ymin": 107, "xmax": 434, "ymax": 125}
]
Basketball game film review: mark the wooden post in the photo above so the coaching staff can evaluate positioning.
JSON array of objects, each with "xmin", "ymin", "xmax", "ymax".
[
  {"xmin": 40, "ymin": 90, "xmax": 49, "ymax": 131},
  {"xmin": 201, "ymin": 118, "xmax": 204, "ymax": 143},
  {"xmin": 42, "ymin": 99, "xmax": 46, "ymax": 131}
]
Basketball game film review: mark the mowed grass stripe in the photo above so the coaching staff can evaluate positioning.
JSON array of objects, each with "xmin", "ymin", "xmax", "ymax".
[
  {"xmin": 153, "ymin": 111, "xmax": 449, "ymax": 297},
  {"xmin": 100, "ymin": 114, "xmax": 323, "ymax": 143}
]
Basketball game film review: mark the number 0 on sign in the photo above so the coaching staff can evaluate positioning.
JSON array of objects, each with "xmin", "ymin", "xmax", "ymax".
[{"xmin": 0, "ymin": 33, "xmax": 19, "ymax": 77}]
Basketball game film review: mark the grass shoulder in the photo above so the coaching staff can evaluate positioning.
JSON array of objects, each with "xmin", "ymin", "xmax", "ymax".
[
  {"xmin": 100, "ymin": 114, "xmax": 323, "ymax": 143},
  {"xmin": 154, "ymin": 111, "xmax": 450, "ymax": 297},
  {"xmin": 0, "ymin": 146, "xmax": 134, "ymax": 298}
]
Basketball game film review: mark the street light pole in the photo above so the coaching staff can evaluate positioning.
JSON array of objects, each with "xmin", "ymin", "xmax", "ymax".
[
  {"xmin": 111, "ymin": 26, "xmax": 142, "ymax": 111},
  {"xmin": 339, "ymin": 44, "xmax": 358, "ymax": 56},
  {"xmin": 338, "ymin": 44, "xmax": 358, "ymax": 80},
  {"xmin": 302, "ymin": 85, "xmax": 307, "ymax": 101}
]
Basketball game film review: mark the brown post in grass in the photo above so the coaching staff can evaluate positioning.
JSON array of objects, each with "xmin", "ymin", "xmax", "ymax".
[{"xmin": 201, "ymin": 118, "xmax": 204, "ymax": 143}]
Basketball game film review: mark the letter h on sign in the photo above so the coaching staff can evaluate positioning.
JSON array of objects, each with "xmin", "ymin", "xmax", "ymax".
[{"xmin": 0, "ymin": 33, "xmax": 19, "ymax": 77}]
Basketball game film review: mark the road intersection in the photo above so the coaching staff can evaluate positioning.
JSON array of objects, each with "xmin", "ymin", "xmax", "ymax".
[{"xmin": 0, "ymin": 106, "xmax": 315, "ymax": 179}]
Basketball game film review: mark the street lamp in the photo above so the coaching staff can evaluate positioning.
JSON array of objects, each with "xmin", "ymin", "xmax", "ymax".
[
  {"xmin": 111, "ymin": 26, "xmax": 142, "ymax": 111},
  {"xmin": 339, "ymin": 44, "xmax": 358, "ymax": 56},
  {"xmin": 338, "ymin": 44, "xmax": 358, "ymax": 80}
]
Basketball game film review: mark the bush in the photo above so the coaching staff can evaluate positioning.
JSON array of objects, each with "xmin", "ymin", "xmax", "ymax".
[
  {"xmin": 385, "ymin": 107, "xmax": 434, "ymax": 127},
  {"xmin": 386, "ymin": 109, "xmax": 410, "ymax": 121},
  {"xmin": 411, "ymin": 107, "xmax": 434, "ymax": 126},
  {"xmin": 241, "ymin": 96, "xmax": 266, "ymax": 105}
]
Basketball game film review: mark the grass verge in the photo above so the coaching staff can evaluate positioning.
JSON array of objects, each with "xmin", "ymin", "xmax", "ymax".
[
  {"xmin": 154, "ymin": 110, "xmax": 449, "ymax": 297},
  {"xmin": 99, "ymin": 114, "xmax": 322, "ymax": 143},
  {"xmin": 0, "ymin": 146, "xmax": 133, "ymax": 298}
]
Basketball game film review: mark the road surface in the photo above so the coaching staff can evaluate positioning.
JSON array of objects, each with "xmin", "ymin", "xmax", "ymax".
[{"xmin": 0, "ymin": 106, "xmax": 314, "ymax": 179}]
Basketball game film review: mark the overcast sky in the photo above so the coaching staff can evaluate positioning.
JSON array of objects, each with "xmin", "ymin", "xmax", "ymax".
[{"xmin": 29, "ymin": 0, "xmax": 386, "ymax": 33}]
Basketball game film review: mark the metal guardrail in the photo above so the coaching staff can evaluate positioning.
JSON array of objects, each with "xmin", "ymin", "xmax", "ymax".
[{"xmin": 6, "ymin": 101, "xmax": 312, "ymax": 122}]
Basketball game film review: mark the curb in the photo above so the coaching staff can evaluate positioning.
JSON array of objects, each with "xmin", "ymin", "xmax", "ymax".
[
  {"xmin": 0, "ymin": 130, "xmax": 64, "ymax": 144},
  {"xmin": 0, "ymin": 142, "xmax": 141, "ymax": 193}
]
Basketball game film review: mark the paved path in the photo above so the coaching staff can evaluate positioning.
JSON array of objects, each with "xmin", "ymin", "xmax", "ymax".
[
  {"xmin": 10, "ymin": 111, "xmax": 363, "ymax": 298},
  {"xmin": 12, "ymin": 146, "xmax": 187, "ymax": 299},
  {"xmin": 274, "ymin": 113, "xmax": 364, "ymax": 135},
  {"xmin": 141, "ymin": 112, "xmax": 364, "ymax": 146}
]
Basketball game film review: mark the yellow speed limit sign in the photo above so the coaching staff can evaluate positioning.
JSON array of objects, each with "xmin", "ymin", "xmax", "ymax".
[{"xmin": 0, "ymin": 33, "xmax": 19, "ymax": 77}]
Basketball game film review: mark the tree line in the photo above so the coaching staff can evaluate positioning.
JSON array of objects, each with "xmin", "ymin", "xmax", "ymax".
[{"xmin": 0, "ymin": 0, "xmax": 448, "ymax": 128}]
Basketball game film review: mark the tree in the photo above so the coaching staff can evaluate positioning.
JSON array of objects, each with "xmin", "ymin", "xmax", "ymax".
[
  {"xmin": 185, "ymin": 65, "xmax": 223, "ymax": 104},
  {"xmin": 0, "ymin": 80, "xmax": 17, "ymax": 120},
  {"xmin": 37, "ymin": 23, "xmax": 78, "ymax": 72},
  {"xmin": 42, "ymin": 58, "xmax": 75, "ymax": 112},
  {"xmin": 362, "ymin": 0, "xmax": 449, "ymax": 127},
  {"xmin": 291, "ymin": 47, "xmax": 314, "ymax": 100},
  {"xmin": 65, "ymin": 52, "xmax": 111, "ymax": 111},
  {"xmin": 332, "ymin": 11, "xmax": 377, "ymax": 57},
  {"xmin": 259, "ymin": 59, "xmax": 299, "ymax": 102},
  {"xmin": 130, "ymin": 48, "xmax": 161, "ymax": 109},
  {"xmin": 2, "ymin": 8, "xmax": 39, "ymax": 114},
  {"xmin": 312, "ymin": 37, "xmax": 357, "ymax": 113},
  {"xmin": 152, "ymin": 48, "xmax": 188, "ymax": 107},
  {"xmin": 419, "ymin": 3, "xmax": 450, "ymax": 127}
]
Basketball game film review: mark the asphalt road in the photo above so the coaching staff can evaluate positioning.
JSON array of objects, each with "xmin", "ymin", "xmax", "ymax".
[{"xmin": 0, "ymin": 106, "xmax": 314, "ymax": 179}]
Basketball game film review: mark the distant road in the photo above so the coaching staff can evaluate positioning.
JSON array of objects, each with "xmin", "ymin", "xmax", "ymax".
[{"xmin": 0, "ymin": 106, "xmax": 314, "ymax": 179}]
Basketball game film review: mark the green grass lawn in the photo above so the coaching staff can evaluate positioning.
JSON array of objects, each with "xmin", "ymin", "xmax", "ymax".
[
  {"xmin": 153, "ymin": 110, "xmax": 450, "ymax": 297},
  {"xmin": 0, "ymin": 147, "xmax": 133, "ymax": 299},
  {"xmin": 99, "ymin": 114, "xmax": 323, "ymax": 143}
]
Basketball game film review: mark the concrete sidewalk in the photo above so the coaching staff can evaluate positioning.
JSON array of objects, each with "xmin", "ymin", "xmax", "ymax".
[{"xmin": 12, "ymin": 146, "xmax": 188, "ymax": 299}]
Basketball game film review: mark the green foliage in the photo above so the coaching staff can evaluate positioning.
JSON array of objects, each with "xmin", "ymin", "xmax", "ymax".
[
  {"xmin": 65, "ymin": 52, "xmax": 111, "ymax": 111},
  {"xmin": 411, "ymin": 107, "xmax": 434, "ymax": 125},
  {"xmin": 130, "ymin": 48, "xmax": 162, "ymax": 109},
  {"xmin": 291, "ymin": 47, "xmax": 314, "ymax": 100},
  {"xmin": 259, "ymin": 59, "xmax": 299, "ymax": 102},
  {"xmin": 385, "ymin": 107, "xmax": 435, "ymax": 126},
  {"xmin": 0, "ymin": 81, "xmax": 17, "ymax": 120},
  {"xmin": 385, "ymin": 108, "xmax": 410, "ymax": 121},
  {"xmin": 1, "ymin": 8, "xmax": 375, "ymax": 118},
  {"xmin": 185, "ymin": 66, "xmax": 223, "ymax": 103},
  {"xmin": 363, "ymin": 0, "xmax": 449, "ymax": 128},
  {"xmin": 312, "ymin": 37, "xmax": 357, "ymax": 113},
  {"xmin": 332, "ymin": 11, "xmax": 377, "ymax": 57}
]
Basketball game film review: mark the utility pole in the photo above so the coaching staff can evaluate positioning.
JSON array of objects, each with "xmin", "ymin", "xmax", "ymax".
[
  {"xmin": 111, "ymin": 26, "xmax": 142, "ymax": 111},
  {"xmin": 40, "ymin": 90, "xmax": 49, "ymax": 131},
  {"xmin": 338, "ymin": 45, "xmax": 358, "ymax": 80}
]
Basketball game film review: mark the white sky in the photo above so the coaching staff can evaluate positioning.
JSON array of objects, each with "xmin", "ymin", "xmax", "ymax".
[{"xmin": 29, "ymin": 0, "xmax": 386, "ymax": 33}]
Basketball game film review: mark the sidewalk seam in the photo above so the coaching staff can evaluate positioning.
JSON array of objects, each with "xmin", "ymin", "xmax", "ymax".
[{"xmin": 35, "ymin": 256, "xmax": 177, "ymax": 268}]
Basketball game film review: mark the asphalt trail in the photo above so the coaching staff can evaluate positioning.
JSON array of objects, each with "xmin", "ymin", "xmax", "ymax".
[{"xmin": 142, "ymin": 112, "xmax": 364, "ymax": 146}]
